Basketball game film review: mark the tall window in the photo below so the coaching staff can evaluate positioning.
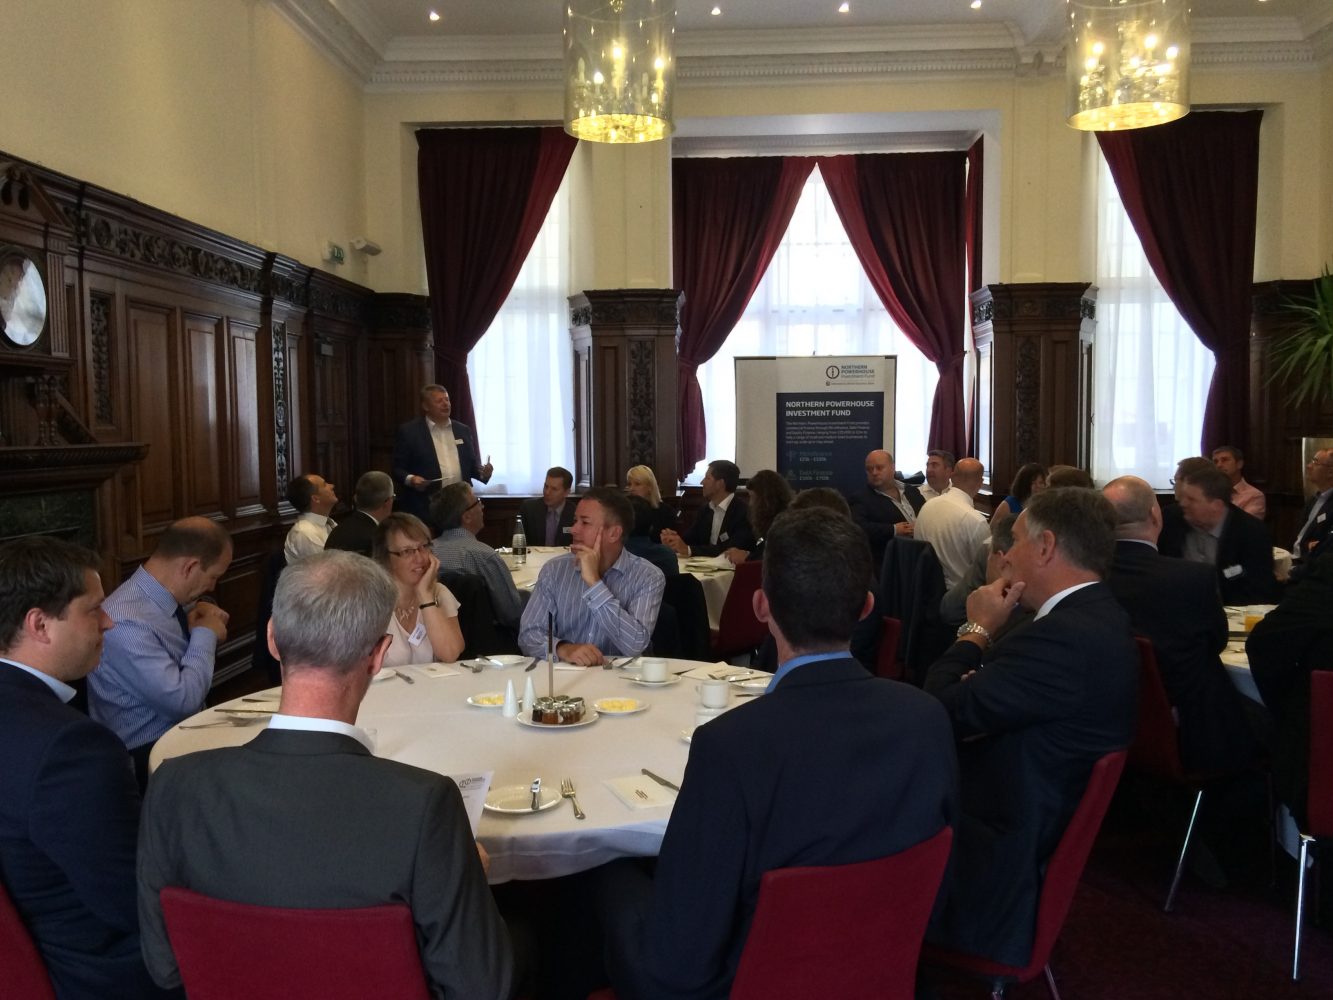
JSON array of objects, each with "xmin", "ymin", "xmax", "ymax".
[
  {"xmin": 690, "ymin": 168, "xmax": 935, "ymax": 481},
  {"xmin": 1092, "ymin": 153, "xmax": 1214, "ymax": 488},
  {"xmin": 467, "ymin": 178, "xmax": 574, "ymax": 495}
]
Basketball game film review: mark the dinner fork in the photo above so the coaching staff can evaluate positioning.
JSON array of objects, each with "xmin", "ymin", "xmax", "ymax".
[{"xmin": 560, "ymin": 777, "xmax": 586, "ymax": 820}]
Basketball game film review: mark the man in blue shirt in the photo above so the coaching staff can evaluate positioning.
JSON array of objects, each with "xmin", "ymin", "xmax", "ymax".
[
  {"xmin": 88, "ymin": 517, "xmax": 232, "ymax": 787},
  {"xmin": 598, "ymin": 508, "xmax": 958, "ymax": 998},
  {"xmin": 518, "ymin": 487, "xmax": 664, "ymax": 665},
  {"xmin": 0, "ymin": 536, "xmax": 165, "ymax": 999}
]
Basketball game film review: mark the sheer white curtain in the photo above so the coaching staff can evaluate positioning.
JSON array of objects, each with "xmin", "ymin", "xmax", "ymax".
[
  {"xmin": 1092, "ymin": 153, "xmax": 1214, "ymax": 489},
  {"xmin": 689, "ymin": 168, "xmax": 935, "ymax": 481},
  {"xmin": 467, "ymin": 178, "xmax": 574, "ymax": 495}
]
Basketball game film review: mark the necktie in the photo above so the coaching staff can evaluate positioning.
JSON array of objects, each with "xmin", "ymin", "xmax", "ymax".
[
  {"xmin": 546, "ymin": 507, "xmax": 559, "ymax": 546},
  {"xmin": 174, "ymin": 605, "xmax": 190, "ymax": 639}
]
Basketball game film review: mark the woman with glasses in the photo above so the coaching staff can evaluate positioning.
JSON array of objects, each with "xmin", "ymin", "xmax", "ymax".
[{"xmin": 372, "ymin": 512, "xmax": 464, "ymax": 666}]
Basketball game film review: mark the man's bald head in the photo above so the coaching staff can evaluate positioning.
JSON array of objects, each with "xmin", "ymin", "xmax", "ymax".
[
  {"xmin": 863, "ymin": 450, "xmax": 896, "ymax": 491},
  {"xmin": 952, "ymin": 458, "xmax": 985, "ymax": 496},
  {"xmin": 1102, "ymin": 475, "xmax": 1162, "ymax": 542}
]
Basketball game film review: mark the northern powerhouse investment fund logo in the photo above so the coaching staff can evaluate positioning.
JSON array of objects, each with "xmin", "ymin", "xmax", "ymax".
[{"xmin": 824, "ymin": 362, "xmax": 877, "ymax": 386}]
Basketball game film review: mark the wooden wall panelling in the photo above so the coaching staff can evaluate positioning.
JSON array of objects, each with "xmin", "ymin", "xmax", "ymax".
[
  {"xmin": 970, "ymin": 283, "xmax": 1093, "ymax": 498},
  {"xmin": 306, "ymin": 270, "xmax": 374, "ymax": 499},
  {"xmin": 365, "ymin": 293, "xmax": 433, "ymax": 480},
  {"xmin": 226, "ymin": 317, "xmax": 264, "ymax": 517}
]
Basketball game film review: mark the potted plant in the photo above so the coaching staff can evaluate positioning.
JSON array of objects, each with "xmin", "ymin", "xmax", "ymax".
[{"xmin": 1269, "ymin": 267, "xmax": 1333, "ymax": 406}]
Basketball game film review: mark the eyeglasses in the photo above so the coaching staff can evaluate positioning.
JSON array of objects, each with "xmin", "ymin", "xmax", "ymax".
[
  {"xmin": 465, "ymin": 499, "xmax": 483, "ymax": 512},
  {"xmin": 1307, "ymin": 459, "xmax": 1333, "ymax": 469},
  {"xmin": 387, "ymin": 543, "xmax": 429, "ymax": 558}
]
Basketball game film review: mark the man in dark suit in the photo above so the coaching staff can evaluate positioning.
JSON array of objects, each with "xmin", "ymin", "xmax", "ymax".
[
  {"xmin": 1292, "ymin": 447, "xmax": 1333, "ymax": 570},
  {"xmin": 1102, "ymin": 476, "xmax": 1258, "ymax": 773},
  {"xmin": 517, "ymin": 466, "xmax": 577, "ymax": 546},
  {"xmin": 0, "ymin": 536, "xmax": 164, "ymax": 1000},
  {"xmin": 137, "ymin": 551, "xmax": 513, "ymax": 998},
  {"xmin": 661, "ymin": 459, "xmax": 755, "ymax": 558},
  {"xmin": 848, "ymin": 448, "xmax": 925, "ymax": 569},
  {"xmin": 600, "ymin": 508, "xmax": 958, "ymax": 998},
  {"xmin": 924, "ymin": 487, "xmax": 1137, "ymax": 967},
  {"xmin": 1159, "ymin": 460, "xmax": 1276, "ymax": 604},
  {"xmin": 391, "ymin": 384, "xmax": 493, "ymax": 523},
  {"xmin": 324, "ymin": 470, "xmax": 394, "ymax": 556}
]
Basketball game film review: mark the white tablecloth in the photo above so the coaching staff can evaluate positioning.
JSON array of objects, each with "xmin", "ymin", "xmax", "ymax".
[
  {"xmin": 507, "ymin": 547, "xmax": 735, "ymax": 630},
  {"xmin": 151, "ymin": 658, "xmax": 763, "ymax": 884},
  {"xmin": 1220, "ymin": 605, "xmax": 1277, "ymax": 704}
]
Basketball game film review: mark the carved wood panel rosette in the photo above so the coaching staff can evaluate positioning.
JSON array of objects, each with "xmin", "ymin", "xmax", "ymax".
[
  {"xmin": 1014, "ymin": 337, "xmax": 1041, "ymax": 465},
  {"xmin": 271, "ymin": 320, "xmax": 290, "ymax": 488},
  {"xmin": 75, "ymin": 209, "xmax": 264, "ymax": 295},
  {"xmin": 89, "ymin": 292, "xmax": 113, "ymax": 426},
  {"xmin": 627, "ymin": 339, "xmax": 656, "ymax": 467}
]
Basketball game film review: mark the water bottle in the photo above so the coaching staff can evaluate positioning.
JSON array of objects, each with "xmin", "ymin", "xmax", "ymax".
[{"xmin": 512, "ymin": 527, "xmax": 528, "ymax": 565}]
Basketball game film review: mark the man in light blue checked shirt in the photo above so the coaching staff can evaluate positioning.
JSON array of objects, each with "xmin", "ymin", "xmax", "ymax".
[
  {"xmin": 518, "ymin": 487, "xmax": 664, "ymax": 666},
  {"xmin": 89, "ymin": 517, "xmax": 232, "ymax": 788}
]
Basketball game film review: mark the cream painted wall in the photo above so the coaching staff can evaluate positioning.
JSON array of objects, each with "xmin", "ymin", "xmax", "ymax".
[
  {"xmin": 1, "ymin": 0, "xmax": 367, "ymax": 284},
  {"xmin": 1323, "ymin": 61, "xmax": 1333, "ymax": 269}
]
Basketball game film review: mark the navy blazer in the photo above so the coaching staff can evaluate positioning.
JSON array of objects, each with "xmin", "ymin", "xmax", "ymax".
[
  {"xmin": 633, "ymin": 658, "xmax": 957, "ymax": 998},
  {"xmin": 518, "ymin": 497, "xmax": 577, "ymax": 547},
  {"xmin": 1294, "ymin": 492, "xmax": 1333, "ymax": 564},
  {"xmin": 0, "ymin": 665, "xmax": 154, "ymax": 999},
  {"xmin": 323, "ymin": 509, "xmax": 377, "ymax": 557},
  {"xmin": 391, "ymin": 417, "xmax": 485, "ymax": 523},
  {"xmin": 1105, "ymin": 540, "xmax": 1257, "ymax": 772},
  {"xmin": 847, "ymin": 482, "xmax": 925, "ymax": 568},
  {"xmin": 1159, "ymin": 503, "xmax": 1276, "ymax": 604},
  {"xmin": 682, "ymin": 495, "xmax": 754, "ymax": 557},
  {"xmin": 924, "ymin": 583, "xmax": 1137, "ymax": 967}
]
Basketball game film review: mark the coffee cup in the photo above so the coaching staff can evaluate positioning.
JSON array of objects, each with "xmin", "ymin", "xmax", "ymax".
[
  {"xmin": 639, "ymin": 657, "xmax": 668, "ymax": 683},
  {"xmin": 697, "ymin": 678, "xmax": 730, "ymax": 709}
]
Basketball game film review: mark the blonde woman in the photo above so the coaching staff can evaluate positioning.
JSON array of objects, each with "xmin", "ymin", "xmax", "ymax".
[
  {"xmin": 372, "ymin": 513, "xmax": 464, "ymax": 666},
  {"xmin": 625, "ymin": 465, "xmax": 678, "ymax": 543}
]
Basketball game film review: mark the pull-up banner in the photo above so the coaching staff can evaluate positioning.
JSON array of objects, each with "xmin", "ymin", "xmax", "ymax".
[{"xmin": 735, "ymin": 356, "xmax": 896, "ymax": 494}]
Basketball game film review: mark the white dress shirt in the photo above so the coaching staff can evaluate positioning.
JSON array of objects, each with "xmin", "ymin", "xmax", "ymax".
[
  {"xmin": 429, "ymin": 417, "xmax": 463, "ymax": 486},
  {"xmin": 284, "ymin": 511, "xmax": 335, "ymax": 563}
]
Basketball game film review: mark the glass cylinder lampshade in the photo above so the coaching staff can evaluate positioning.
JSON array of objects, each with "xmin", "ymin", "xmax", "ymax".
[
  {"xmin": 564, "ymin": 0, "xmax": 676, "ymax": 143},
  {"xmin": 1066, "ymin": 0, "xmax": 1190, "ymax": 131}
]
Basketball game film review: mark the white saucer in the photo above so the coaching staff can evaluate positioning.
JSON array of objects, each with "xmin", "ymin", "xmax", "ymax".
[
  {"xmin": 625, "ymin": 674, "xmax": 681, "ymax": 687},
  {"xmin": 481, "ymin": 654, "xmax": 529, "ymax": 668},
  {"xmin": 370, "ymin": 667, "xmax": 398, "ymax": 683},
  {"xmin": 484, "ymin": 785, "xmax": 561, "ymax": 814},
  {"xmin": 679, "ymin": 730, "xmax": 693, "ymax": 745},
  {"xmin": 467, "ymin": 692, "xmax": 506, "ymax": 708}
]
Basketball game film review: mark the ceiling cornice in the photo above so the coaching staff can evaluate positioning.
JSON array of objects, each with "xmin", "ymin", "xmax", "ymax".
[{"xmin": 274, "ymin": 1, "xmax": 1329, "ymax": 93}]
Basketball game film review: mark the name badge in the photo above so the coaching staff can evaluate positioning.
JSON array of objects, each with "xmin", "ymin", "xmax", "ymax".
[
  {"xmin": 1222, "ymin": 564, "xmax": 1243, "ymax": 579},
  {"xmin": 408, "ymin": 622, "xmax": 427, "ymax": 647},
  {"xmin": 1318, "ymin": 513, "xmax": 1327, "ymax": 524},
  {"xmin": 454, "ymin": 438, "xmax": 465, "ymax": 445},
  {"xmin": 719, "ymin": 532, "xmax": 730, "ymax": 543}
]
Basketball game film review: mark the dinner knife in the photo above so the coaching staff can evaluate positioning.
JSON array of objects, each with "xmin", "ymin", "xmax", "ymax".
[{"xmin": 641, "ymin": 768, "xmax": 680, "ymax": 792}]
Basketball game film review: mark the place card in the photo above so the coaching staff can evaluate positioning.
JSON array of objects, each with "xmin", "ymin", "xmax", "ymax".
[
  {"xmin": 605, "ymin": 775, "xmax": 675, "ymax": 809},
  {"xmin": 450, "ymin": 771, "xmax": 493, "ymax": 835},
  {"xmin": 417, "ymin": 663, "xmax": 462, "ymax": 679}
]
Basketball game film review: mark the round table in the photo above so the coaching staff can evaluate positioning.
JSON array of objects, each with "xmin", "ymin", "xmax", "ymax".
[{"xmin": 151, "ymin": 658, "xmax": 764, "ymax": 884}]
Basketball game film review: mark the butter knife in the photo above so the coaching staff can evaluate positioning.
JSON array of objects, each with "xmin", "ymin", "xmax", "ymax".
[{"xmin": 641, "ymin": 768, "xmax": 680, "ymax": 792}]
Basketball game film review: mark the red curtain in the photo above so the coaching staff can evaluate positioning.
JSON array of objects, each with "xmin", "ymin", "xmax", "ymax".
[
  {"xmin": 819, "ymin": 152, "xmax": 969, "ymax": 458},
  {"xmin": 417, "ymin": 127, "xmax": 578, "ymax": 428},
  {"xmin": 673, "ymin": 156, "xmax": 816, "ymax": 475},
  {"xmin": 964, "ymin": 138, "xmax": 985, "ymax": 454},
  {"xmin": 1096, "ymin": 110, "xmax": 1263, "ymax": 453}
]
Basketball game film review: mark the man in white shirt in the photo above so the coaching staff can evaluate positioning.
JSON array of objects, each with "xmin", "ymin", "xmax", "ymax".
[
  {"xmin": 914, "ymin": 457, "xmax": 990, "ymax": 589},
  {"xmin": 661, "ymin": 460, "xmax": 755, "ymax": 558},
  {"xmin": 1211, "ymin": 445, "xmax": 1265, "ymax": 519},
  {"xmin": 919, "ymin": 449, "xmax": 957, "ymax": 502},
  {"xmin": 392, "ymin": 384, "xmax": 494, "ymax": 524},
  {"xmin": 283, "ymin": 473, "xmax": 338, "ymax": 563}
]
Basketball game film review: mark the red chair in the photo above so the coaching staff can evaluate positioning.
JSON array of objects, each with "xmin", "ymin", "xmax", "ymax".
[
  {"xmin": 924, "ymin": 750, "xmax": 1128, "ymax": 1000},
  {"xmin": 590, "ymin": 826, "xmax": 952, "ymax": 1000},
  {"xmin": 0, "ymin": 879, "xmax": 56, "ymax": 1000},
  {"xmin": 875, "ymin": 615, "xmax": 904, "ymax": 681},
  {"xmin": 1127, "ymin": 636, "xmax": 1241, "ymax": 911},
  {"xmin": 1292, "ymin": 670, "xmax": 1333, "ymax": 980},
  {"xmin": 160, "ymin": 887, "xmax": 431, "ymax": 1000},
  {"xmin": 710, "ymin": 560, "xmax": 767, "ymax": 660}
]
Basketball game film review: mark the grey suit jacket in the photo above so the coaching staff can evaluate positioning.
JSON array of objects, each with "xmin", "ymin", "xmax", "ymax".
[{"xmin": 137, "ymin": 728, "xmax": 513, "ymax": 999}]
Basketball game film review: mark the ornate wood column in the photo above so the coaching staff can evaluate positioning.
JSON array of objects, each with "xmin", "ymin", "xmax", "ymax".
[
  {"xmin": 568, "ymin": 289, "xmax": 681, "ymax": 490},
  {"xmin": 971, "ymin": 282, "xmax": 1095, "ymax": 496}
]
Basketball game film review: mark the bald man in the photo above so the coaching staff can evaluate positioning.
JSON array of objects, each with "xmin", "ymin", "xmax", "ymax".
[
  {"xmin": 847, "ymin": 449, "xmax": 924, "ymax": 569},
  {"xmin": 914, "ymin": 458, "xmax": 990, "ymax": 589}
]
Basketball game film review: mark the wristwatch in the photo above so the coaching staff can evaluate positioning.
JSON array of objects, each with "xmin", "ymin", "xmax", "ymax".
[
  {"xmin": 956, "ymin": 621, "xmax": 992, "ymax": 645},
  {"xmin": 418, "ymin": 601, "xmax": 439, "ymax": 610}
]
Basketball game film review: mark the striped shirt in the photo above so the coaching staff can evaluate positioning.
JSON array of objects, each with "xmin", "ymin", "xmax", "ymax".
[
  {"xmin": 517, "ymin": 548, "xmax": 665, "ymax": 658},
  {"xmin": 432, "ymin": 528, "xmax": 526, "ymax": 628},
  {"xmin": 88, "ymin": 566, "xmax": 217, "ymax": 750}
]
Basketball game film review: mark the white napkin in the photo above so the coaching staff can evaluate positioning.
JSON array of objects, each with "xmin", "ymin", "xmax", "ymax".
[
  {"xmin": 605, "ymin": 775, "xmax": 676, "ymax": 809},
  {"xmin": 417, "ymin": 663, "xmax": 461, "ymax": 679}
]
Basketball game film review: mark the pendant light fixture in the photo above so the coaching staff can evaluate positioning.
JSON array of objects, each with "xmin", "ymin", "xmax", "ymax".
[
  {"xmin": 1066, "ymin": 0, "xmax": 1191, "ymax": 131},
  {"xmin": 564, "ymin": 0, "xmax": 676, "ymax": 143}
]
